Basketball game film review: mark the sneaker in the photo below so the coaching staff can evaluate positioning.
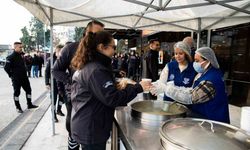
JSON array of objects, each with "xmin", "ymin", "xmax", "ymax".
[
  {"xmin": 16, "ymin": 108, "xmax": 23, "ymax": 113},
  {"xmin": 27, "ymin": 104, "xmax": 38, "ymax": 109},
  {"xmin": 57, "ymin": 110, "xmax": 65, "ymax": 116}
]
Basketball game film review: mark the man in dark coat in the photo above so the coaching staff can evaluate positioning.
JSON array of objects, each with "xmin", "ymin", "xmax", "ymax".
[
  {"xmin": 144, "ymin": 39, "xmax": 160, "ymax": 100},
  {"xmin": 145, "ymin": 39, "xmax": 160, "ymax": 81},
  {"xmin": 4, "ymin": 42, "xmax": 38, "ymax": 113}
]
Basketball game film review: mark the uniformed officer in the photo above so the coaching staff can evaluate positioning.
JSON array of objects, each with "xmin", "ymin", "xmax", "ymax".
[{"xmin": 4, "ymin": 42, "xmax": 38, "ymax": 113}]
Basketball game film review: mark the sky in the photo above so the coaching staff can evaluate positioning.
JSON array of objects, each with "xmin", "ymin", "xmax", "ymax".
[{"xmin": 0, "ymin": 0, "xmax": 33, "ymax": 45}]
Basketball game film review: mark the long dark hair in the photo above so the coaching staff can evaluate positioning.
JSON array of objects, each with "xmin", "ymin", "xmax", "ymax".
[{"xmin": 71, "ymin": 31, "xmax": 113, "ymax": 70}]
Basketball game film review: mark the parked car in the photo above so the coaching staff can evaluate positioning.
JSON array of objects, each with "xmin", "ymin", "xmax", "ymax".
[{"xmin": 0, "ymin": 56, "xmax": 6, "ymax": 66}]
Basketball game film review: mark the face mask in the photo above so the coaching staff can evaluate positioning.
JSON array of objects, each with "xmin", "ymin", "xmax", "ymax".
[{"xmin": 193, "ymin": 61, "xmax": 205, "ymax": 73}]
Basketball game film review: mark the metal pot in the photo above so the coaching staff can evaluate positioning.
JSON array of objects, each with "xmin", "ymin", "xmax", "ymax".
[
  {"xmin": 159, "ymin": 118, "xmax": 250, "ymax": 150},
  {"xmin": 130, "ymin": 100, "xmax": 188, "ymax": 124}
]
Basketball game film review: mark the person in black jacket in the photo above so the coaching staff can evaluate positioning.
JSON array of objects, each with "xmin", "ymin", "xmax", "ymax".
[
  {"xmin": 144, "ymin": 39, "xmax": 160, "ymax": 81},
  {"xmin": 45, "ymin": 44, "xmax": 64, "ymax": 122},
  {"xmin": 53, "ymin": 20, "xmax": 104, "ymax": 150},
  {"xmin": 37, "ymin": 51, "xmax": 44, "ymax": 77},
  {"xmin": 144, "ymin": 39, "xmax": 160, "ymax": 100},
  {"xmin": 70, "ymin": 31, "xmax": 150, "ymax": 150},
  {"xmin": 24, "ymin": 53, "xmax": 32, "ymax": 77},
  {"xmin": 31, "ymin": 53, "xmax": 40, "ymax": 78},
  {"xmin": 4, "ymin": 42, "xmax": 38, "ymax": 113}
]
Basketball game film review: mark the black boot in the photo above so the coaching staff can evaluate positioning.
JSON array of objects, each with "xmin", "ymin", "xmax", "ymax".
[
  {"xmin": 15, "ymin": 100, "xmax": 23, "ymax": 113},
  {"xmin": 27, "ymin": 95, "xmax": 38, "ymax": 109},
  {"xmin": 57, "ymin": 110, "xmax": 65, "ymax": 116},
  {"xmin": 54, "ymin": 112, "xmax": 59, "ymax": 123},
  {"xmin": 28, "ymin": 104, "xmax": 38, "ymax": 109},
  {"xmin": 57, "ymin": 105, "xmax": 65, "ymax": 116}
]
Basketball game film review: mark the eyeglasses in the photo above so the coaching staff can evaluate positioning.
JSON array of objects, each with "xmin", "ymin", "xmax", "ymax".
[{"xmin": 107, "ymin": 45, "xmax": 116, "ymax": 50}]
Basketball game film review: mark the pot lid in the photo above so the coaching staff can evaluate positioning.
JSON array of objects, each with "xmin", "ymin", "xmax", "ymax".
[{"xmin": 160, "ymin": 118, "xmax": 250, "ymax": 150}]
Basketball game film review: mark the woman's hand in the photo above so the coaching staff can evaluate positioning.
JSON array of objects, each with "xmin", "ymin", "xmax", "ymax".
[
  {"xmin": 139, "ymin": 80, "xmax": 152, "ymax": 92},
  {"xmin": 117, "ymin": 78, "xmax": 136, "ymax": 90}
]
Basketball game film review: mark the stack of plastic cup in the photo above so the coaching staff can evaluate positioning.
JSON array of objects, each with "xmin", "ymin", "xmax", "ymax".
[{"xmin": 240, "ymin": 106, "xmax": 250, "ymax": 134}]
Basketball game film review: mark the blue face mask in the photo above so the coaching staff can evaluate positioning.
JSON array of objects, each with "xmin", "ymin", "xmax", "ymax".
[{"xmin": 193, "ymin": 61, "xmax": 205, "ymax": 73}]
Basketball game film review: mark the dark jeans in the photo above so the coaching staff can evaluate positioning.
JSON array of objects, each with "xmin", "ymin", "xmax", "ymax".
[{"xmin": 81, "ymin": 142, "xmax": 106, "ymax": 150}]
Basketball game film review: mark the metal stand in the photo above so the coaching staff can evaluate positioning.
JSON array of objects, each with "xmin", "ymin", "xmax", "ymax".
[{"xmin": 111, "ymin": 122, "xmax": 118, "ymax": 150}]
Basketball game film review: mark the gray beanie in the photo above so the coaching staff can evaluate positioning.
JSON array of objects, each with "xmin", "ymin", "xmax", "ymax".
[
  {"xmin": 174, "ymin": 41, "xmax": 192, "ymax": 62},
  {"xmin": 196, "ymin": 47, "xmax": 220, "ymax": 69}
]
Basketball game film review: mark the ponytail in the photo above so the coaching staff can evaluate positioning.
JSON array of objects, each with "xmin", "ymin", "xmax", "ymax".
[{"xmin": 71, "ymin": 31, "xmax": 113, "ymax": 70}]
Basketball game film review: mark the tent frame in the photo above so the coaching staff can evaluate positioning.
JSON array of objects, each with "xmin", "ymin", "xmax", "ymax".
[{"xmin": 15, "ymin": 0, "xmax": 250, "ymax": 138}]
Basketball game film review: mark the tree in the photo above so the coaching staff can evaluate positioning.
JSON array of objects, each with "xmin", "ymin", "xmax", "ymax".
[
  {"xmin": 44, "ymin": 28, "xmax": 50, "ymax": 48},
  {"xmin": 74, "ymin": 27, "xmax": 84, "ymax": 42},
  {"xmin": 20, "ymin": 26, "xmax": 32, "ymax": 52},
  {"xmin": 29, "ymin": 17, "xmax": 46, "ymax": 50},
  {"xmin": 117, "ymin": 39, "xmax": 126, "ymax": 53}
]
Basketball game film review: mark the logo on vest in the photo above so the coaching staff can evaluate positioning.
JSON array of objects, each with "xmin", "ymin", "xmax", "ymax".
[
  {"xmin": 103, "ymin": 81, "xmax": 113, "ymax": 88},
  {"xmin": 183, "ymin": 78, "xmax": 190, "ymax": 85},
  {"xmin": 169, "ymin": 74, "xmax": 175, "ymax": 80}
]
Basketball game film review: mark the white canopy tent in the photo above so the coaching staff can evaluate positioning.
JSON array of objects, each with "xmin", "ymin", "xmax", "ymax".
[
  {"xmin": 15, "ymin": 0, "xmax": 250, "ymax": 31},
  {"xmin": 14, "ymin": 0, "xmax": 250, "ymax": 135}
]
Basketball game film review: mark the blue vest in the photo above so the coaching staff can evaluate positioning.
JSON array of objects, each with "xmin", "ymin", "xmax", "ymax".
[
  {"xmin": 190, "ymin": 67, "xmax": 230, "ymax": 123},
  {"xmin": 164, "ymin": 61, "xmax": 196, "ymax": 101}
]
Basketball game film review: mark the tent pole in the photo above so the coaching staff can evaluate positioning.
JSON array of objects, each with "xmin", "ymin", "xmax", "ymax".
[
  {"xmin": 49, "ymin": 7, "xmax": 55, "ymax": 136},
  {"xmin": 207, "ymin": 29, "xmax": 211, "ymax": 47},
  {"xmin": 197, "ymin": 32, "xmax": 200, "ymax": 48},
  {"xmin": 133, "ymin": 0, "xmax": 155, "ymax": 28},
  {"xmin": 197, "ymin": 18, "xmax": 201, "ymax": 48},
  {"xmin": 191, "ymin": 31, "xmax": 194, "ymax": 38}
]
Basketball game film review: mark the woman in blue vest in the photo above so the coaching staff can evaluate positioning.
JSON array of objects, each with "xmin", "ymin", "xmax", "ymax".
[
  {"xmin": 153, "ymin": 41, "xmax": 196, "ymax": 101},
  {"xmin": 156, "ymin": 47, "xmax": 230, "ymax": 123}
]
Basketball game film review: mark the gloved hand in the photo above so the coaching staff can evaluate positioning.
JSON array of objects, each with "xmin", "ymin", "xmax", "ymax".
[
  {"xmin": 164, "ymin": 81, "xmax": 175, "ymax": 95},
  {"xmin": 164, "ymin": 81, "xmax": 193, "ymax": 105},
  {"xmin": 150, "ymin": 81, "xmax": 166, "ymax": 96}
]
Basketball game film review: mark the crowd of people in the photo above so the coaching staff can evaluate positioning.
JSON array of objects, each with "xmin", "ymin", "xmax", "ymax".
[
  {"xmin": 3, "ymin": 20, "xmax": 230, "ymax": 150},
  {"xmin": 23, "ymin": 51, "xmax": 44, "ymax": 78},
  {"xmin": 111, "ymin": 51, "xmax": 141, "ymax": 81}
]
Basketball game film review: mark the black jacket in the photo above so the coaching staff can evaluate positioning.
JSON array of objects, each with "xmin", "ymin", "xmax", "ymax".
[
  {"xmin": 4, "ymin": 51, "xmax": 27, "ymax": 78},
  {"xmin": 53, "ymin": 42, "xmax": 79, "ymax": 83},
  {"xmin": 144, "ymin": 49, "xmax": 159, "ymax": 81},
  {"xmin": 52, "ymin": 42, "xmax": 79, "ymax": 101},
  {"xmin": 71, "ymin": 52, "xmax": 143, "ymax": 144},
  {"xmin": 45, "ymin": 53, "xmax": 57, "ymax": 85}
]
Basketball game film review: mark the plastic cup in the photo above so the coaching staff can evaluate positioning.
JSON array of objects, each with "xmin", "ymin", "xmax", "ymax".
[{"xmin": 141, "ymin": 78, "xmax": 152, "ymax": 93}]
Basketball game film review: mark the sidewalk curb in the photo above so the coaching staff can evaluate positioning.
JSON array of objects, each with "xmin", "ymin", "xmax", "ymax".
[{"xmin": 0, "ymin": 91, "xmax": 50, "ymax": 150}]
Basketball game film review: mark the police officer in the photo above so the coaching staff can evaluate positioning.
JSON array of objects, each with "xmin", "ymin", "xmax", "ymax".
[{"xmin": 4, "ymin": 42, "xmax": 38, "ymax": 113}]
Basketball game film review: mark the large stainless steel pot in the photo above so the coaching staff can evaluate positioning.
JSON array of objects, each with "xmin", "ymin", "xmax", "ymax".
[
  {"xmin": 130, "ymin": 100, "xmax": 188, "ymax": 124},
  {"xmin": 159, "ymin": 118, "xmax": 250, "ymax": 150}
]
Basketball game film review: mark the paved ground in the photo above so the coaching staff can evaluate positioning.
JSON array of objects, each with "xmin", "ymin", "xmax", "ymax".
[
  {"xmin": 22, "ymin": 105, "xmax": 68, "ymax": 150},
  {"xmin": 0, "ymin": 67, "xmax": 46, "ymax": 131}
]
